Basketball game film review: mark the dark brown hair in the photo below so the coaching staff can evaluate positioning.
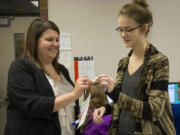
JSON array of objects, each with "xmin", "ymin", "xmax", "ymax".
[
  {"xmin": 118, "ymin": 0, "xmax": 153, "ymax": 34},
  {"xmin": 24, "ymin": 17, "xmax": 60, "ymax": 72}
]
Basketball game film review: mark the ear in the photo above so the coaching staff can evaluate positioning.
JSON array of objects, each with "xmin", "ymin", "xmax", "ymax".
[
  {"xmin": 140, "ymin": 23, "xmax": 149, "ymax": 34},
  {"xmin": 143, "ymin": 23, "xmax": 149, "ymax": 33}
]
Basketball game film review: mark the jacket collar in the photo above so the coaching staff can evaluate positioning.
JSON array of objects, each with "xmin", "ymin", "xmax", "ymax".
[{"xmin": 124, "ymin": 43, "xmax": 159, "ymax": 67}]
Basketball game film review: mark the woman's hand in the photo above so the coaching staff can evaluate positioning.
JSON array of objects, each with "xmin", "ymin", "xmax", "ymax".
[
  {"xmin": 78, "ymin": 113, "xmax": 82, "ymax": 119},
  {"xmin": 93, "ymin": 106, "xmax": 106, "ymax": 124},
  {"xmin": 96, "ymin": 74, "xmax": 114, "ymax": 93},
  {"xmin": 53, "ymin": 76, "xmax": 91, "ymax": 112},
  {"xmin": 73, "ymin": 76, "xmax": 91, "ymax": 99}
]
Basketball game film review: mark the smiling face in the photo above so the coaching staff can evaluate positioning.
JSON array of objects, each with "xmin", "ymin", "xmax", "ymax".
[
  {"xmin": 37, "ymin": 29, "xmax": 60, "ymax": 64},
  {"xmin": 117, "ymin": 15, "xmax": 146, "ymax": 48}
]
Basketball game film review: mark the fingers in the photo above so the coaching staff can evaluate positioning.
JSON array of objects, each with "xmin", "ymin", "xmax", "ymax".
[
  {"xmin": 77, "ymin": 76, "xmax": 91, "ymax": 89},
  {"xmin": 96, "ymin": 74, "xmax": 114, "ymax": 92},
  {"xmin": 93, "ymin": 107, "xmax": 105, "ymax": 124},
  {"xmin": 78, "ymin": 113, "xmax": 82, "ymax": 119},
  {"xmin": 73, "ymin": 76, "xmax": 91, "ymax": 98},
  {"xmin": 78, "ymin": 76, "xmax": 91, "ymax": 84},
  {"xmin": 97, "ymin": 74, "xmax": 114, "ymax": 84},
  {"xmin": 93, "ymin": 111, "xmax": 103, "ymax": 124}
]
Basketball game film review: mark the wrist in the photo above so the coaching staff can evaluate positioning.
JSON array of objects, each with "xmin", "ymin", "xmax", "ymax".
[
  {"xmin": 103, "ymin": 104, "xmax": 111, "ymax": 114},
  {"xmin": 71, "ymin": 91, "xmax": 77, "ymax": 101},
  {"xmin": 107, "ymin": 86, "xmax": 113, "ymax": 93}
]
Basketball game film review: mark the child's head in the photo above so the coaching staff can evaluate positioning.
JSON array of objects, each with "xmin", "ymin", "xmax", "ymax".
[
  {"xmin": 84, "ymin": 82, "xmax": 108, "ymax": 108},
  {"xmin": 81, "ymin": 82, "xmax": 108, "ymax": 131}
]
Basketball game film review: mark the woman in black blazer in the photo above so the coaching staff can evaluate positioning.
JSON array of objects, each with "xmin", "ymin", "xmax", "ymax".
[{"xmin": 4, "ymin": 18, "xmax": 91, "ymax": 135}]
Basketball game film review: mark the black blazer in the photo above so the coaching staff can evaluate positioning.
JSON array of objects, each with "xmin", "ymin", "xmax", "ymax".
[{"xmin": 4, "ymin": 57, "xmax": 80, "ymax": 135}]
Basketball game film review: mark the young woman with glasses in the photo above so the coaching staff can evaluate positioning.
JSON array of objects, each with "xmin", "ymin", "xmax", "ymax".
[{"xmin": 93, "ymin": 0, "xmax": 176, "ymax": 135}]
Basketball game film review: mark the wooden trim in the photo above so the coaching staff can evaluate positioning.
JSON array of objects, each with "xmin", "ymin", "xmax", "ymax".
[{"xmin": 39, "ymin": 0, "xmax": 48, "ymax": 19}]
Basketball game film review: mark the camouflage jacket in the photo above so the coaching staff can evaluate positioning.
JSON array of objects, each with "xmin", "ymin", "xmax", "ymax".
[{"xmin": 106, "ymin": 44, "xmax": 176, "ymax": 135}]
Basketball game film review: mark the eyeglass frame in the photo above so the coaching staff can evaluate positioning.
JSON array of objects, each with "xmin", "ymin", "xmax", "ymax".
[{"xmin": 115, "ymin": 25, "xmax": 143, "ymax": 34}]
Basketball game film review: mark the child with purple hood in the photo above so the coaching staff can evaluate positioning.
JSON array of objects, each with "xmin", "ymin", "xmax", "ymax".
[{"xmin": 80, "ymin": 82, "xmax": 112, "ymax": 135}]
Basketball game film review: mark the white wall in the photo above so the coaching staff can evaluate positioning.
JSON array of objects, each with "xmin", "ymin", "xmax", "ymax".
[
  {"xmin": 0, "ymin": 16, "xmax": 37, "ymax": 98},
  {"xmin": 0, "ymin": 16, "xmax": 37, "ymax": 134},
  {"xmin": 48, "ymin": 0, "xmax": 128, "ymax": 80},
  {"xmin": 48, "ymin": 0, "xmax": 180, "ymax": 82},
  {"xmin": 148, "ymin": 0, "xmax": 180, "ymax": 81}
]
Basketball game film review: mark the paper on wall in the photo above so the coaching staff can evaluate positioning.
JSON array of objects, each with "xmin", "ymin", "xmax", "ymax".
[
  {"xmin": 60, "ymin": 33, "xmax": 71, "ymax": 50},
  {"xmin": 58, "ymin": 51, "xmax": 72, "ymax": 69}
]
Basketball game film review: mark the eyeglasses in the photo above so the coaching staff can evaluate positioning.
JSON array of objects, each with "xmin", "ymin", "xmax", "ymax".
[{"xmin": 115, "ymin": 25, "xmax": 143, "ymax": 34}]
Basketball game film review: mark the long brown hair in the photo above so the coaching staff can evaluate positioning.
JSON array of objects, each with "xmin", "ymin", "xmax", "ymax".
[
  {"xmin": 118, "ymin": 0, "xmax": 153, "ymax": 34},
  {"xmin": 24, "ymin": 17, "xmax": 60, "ymax": 72}
]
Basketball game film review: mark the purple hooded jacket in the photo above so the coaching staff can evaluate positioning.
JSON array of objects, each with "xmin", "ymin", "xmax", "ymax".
[{"xmin": 81, "ymin": 114, "xmax": 112, "ymax": 135}]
